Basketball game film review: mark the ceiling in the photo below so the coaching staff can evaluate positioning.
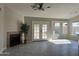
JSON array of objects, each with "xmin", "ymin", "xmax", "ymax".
[{"xmin": 5, "ymin": 3, "xmax": 79, "ymax": 19}]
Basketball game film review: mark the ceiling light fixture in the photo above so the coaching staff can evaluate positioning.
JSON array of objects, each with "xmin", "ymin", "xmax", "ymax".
[{"xmin": 31, "ymin": 3, "xmax": 51, "ymax": 11}]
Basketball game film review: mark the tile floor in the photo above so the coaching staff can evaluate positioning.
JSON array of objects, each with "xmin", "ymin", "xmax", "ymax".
[{"xmin": 0, "ymin": 39, "xmax": 78, "ymax": 56}]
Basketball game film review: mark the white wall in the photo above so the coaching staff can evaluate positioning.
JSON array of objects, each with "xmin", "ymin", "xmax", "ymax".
[
  {"xmin": 0, "ymin": 5, "xmax": 24, "ymax": 52},
  {"xmin": 0, "ymin": 4, "xmax": 5, "ymax": 52},
  {"xmin": 3, "ymin": 6, "xmax": 24, "ymax": 49},
  {"xmin": 4, "ymin": 7, "xmax": 24, "ymax": 32}
]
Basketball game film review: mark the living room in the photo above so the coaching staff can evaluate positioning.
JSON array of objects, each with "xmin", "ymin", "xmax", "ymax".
[{"xmin": 0, "ymin": 3, "xmax": 79, "ymax": 56}]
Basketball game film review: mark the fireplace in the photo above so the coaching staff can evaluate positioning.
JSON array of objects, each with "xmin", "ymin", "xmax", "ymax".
[{"xmin": 7, "ymin": 32, "xmax": 22, "ymax": 48}]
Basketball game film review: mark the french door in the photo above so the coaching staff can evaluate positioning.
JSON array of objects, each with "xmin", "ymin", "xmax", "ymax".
[
  {"xmin": 32, "ymin": 21, "xmax": 50, "ymax": 41},
  {"xmin": 52, "ymin": 21, "xmax": 68, "ymax": 39}
]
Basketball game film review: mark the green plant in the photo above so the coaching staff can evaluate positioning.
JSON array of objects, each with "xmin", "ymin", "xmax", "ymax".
[{"xmin": 20, "ymin": 23, "xmax": 29, "ymax": 43}]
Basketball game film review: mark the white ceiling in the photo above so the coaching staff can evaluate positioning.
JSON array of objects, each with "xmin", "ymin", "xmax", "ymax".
[{"xmin": 5, "ymin": 3, "xmax": 79, "ymax": 19}]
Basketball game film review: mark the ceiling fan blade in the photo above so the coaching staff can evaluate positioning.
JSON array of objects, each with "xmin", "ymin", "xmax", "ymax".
[
  {"xmin": 39, "ymin": 3, "xmax": 43, "ymax": 9},
  {"xmin": 47, "ymin": 6, "xmax": 51, "ymax": 8}
]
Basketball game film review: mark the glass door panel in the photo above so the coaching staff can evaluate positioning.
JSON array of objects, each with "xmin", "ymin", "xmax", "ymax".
[
  {"xmin": 34, "ymin": 24, "xmax": 40, "ymax": 39},
  {"xmin": 42, "ymin": 24, "xmax": 47, "ymax": 39}
]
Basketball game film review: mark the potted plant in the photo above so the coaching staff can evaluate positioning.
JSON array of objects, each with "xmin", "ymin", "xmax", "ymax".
[{"xmin": 20, "ymin": 23, "xmax": 29, "ymax": 44}]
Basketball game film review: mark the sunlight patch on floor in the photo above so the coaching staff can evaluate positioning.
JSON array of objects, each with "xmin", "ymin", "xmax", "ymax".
[{"xmin": 48, "ymin": 39, "xmax": 72, "ymax": 44}]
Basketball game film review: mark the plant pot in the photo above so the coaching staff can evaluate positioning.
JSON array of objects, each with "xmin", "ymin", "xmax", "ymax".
[
  {"xmin": 21, "ymin": 33, "xmax": 25, "ymax": 44},
  {"xmin": 24, "ymin": 39, "xmax": 27, "ymax": 44}
]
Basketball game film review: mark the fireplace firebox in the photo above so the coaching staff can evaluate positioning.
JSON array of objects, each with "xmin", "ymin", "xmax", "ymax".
[{"xmin": 7, "ymin": 32, "xmax": 21, "ymax": 48}]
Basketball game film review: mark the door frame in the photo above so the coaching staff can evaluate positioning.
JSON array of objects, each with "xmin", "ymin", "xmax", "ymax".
[{"xmin": 32, "ymin": 21, "xmax": 50, "ymax": 41}]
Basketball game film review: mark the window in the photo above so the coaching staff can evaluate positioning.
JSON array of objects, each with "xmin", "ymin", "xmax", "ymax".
[
  {"xmin": 55, "ymin": 23, "xmax": 60, "ymax": 34},
  {"xmin": 72, "ymin": 22, "xmax": 79, "ymax": 35},
  {"xmin": 62, "ymin": 22, "xmax": 68, "ymax": 34}
]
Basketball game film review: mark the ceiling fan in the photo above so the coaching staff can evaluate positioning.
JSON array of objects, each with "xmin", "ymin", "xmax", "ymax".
[{"xmin": 31, "ymin": 3, "xmax": 51, "ymax": 11}]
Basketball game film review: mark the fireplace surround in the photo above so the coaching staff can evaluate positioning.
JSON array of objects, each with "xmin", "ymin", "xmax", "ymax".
[{"xmin": 7, "ymin": 32, "xmax": 21, "ymax": 48}]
